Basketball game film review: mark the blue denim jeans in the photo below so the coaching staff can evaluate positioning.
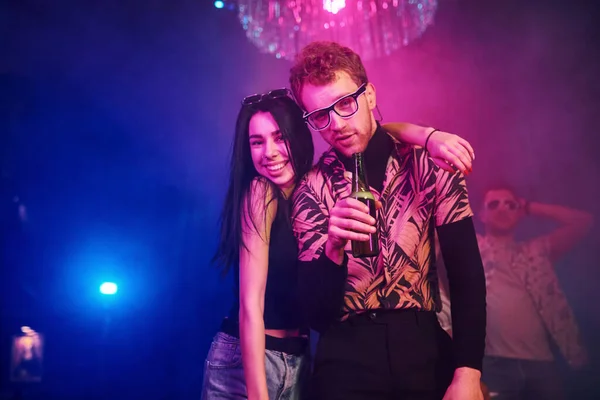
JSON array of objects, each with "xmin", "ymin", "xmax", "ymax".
[
  {"xmin": 482, "ymin": 356, "xmax": 564, "ymax": 400},
  {"xmin": 201, "ymin": 332, "xmax": 310, "ymax": 400}
]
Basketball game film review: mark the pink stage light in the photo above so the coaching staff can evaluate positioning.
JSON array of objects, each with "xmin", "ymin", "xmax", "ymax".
[{"xmin": 323, "ymin": 0, "xmax": 346, "ymax": 14}]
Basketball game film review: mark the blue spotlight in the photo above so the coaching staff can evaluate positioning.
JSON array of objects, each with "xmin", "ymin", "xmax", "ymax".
[
  {"xmin": 214, "ymin": 1, "xmax": 225, "ymax": 9},
  {"xmin": 99, "ymin": 282, "xmax": 118, "ymax": 295}
]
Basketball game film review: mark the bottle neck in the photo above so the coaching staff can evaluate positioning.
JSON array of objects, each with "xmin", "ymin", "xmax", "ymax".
[{"xmin": 352, "ymin": 153, "xmax": 370, "ymax": 193}]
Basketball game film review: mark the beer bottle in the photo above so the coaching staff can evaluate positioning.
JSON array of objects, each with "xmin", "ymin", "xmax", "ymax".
[{"xmin": 350, "ymin": 153, "xmax": 379, "ymax": 258}]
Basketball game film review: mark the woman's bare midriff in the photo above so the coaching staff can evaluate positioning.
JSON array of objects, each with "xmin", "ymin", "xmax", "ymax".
[{"xmin": 265, "ymin": 328, "xmax": 304, "ymax": 338}]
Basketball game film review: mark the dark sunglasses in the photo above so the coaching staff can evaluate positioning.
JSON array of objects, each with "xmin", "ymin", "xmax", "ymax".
[
  {"xmin": 241, "ymin": 88, "xmax": 294, "ymax": 106},
  {"xmin": 486, "ymin": 199, "xmax": 520, "ymax": 211}
]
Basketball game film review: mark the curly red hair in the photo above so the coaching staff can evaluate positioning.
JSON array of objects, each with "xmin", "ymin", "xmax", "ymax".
[{"xmin": 289, "ymin": 41, "xmax": 368, "ymax": 109}]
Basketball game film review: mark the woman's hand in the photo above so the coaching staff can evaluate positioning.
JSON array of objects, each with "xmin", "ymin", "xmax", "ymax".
[
  {"xmin": 426, "ymin": 130, "xmax": 474, "ymax": 174},
  {"xmin": 381, "ymin": 123, "xmax": 475, "ymax": 175}
]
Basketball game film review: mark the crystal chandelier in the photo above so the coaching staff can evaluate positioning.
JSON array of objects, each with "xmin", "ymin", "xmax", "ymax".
[{"xmin": 236, "ymin": 0, "xmax": 438, "ymax": 61}]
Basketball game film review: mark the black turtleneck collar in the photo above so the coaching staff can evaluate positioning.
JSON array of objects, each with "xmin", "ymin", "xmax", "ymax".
[{"xmin": 336, "ymin": 123, "xmax": 393, "ymax": 193}]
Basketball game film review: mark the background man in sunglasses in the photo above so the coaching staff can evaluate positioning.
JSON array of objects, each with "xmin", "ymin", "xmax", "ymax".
[
  {"xmin": 476, "ymin": 184, "xmax": 593, "ymax": 399},
  {"xmin": 289, "ymin": 41, "xmax": 486, "ymax": 400}
]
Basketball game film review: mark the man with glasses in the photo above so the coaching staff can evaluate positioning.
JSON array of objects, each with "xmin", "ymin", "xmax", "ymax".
[
  {"xmin": 289, "ymin": 41, "xmax": 487, "ymax": 400},
  {"xmin": 477, "ymin": 185, "xmax": 592, "ymax": 399}
]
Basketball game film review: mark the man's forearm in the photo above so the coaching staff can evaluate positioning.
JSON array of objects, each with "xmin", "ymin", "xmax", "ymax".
[
  {"xmin": 382, "ymin": 122, "xmax": 432, "ymax": 146},
  {"xmin": 437, "ymin": 217, "xmax": 487, "ymax": 371},
  {"xmin": 529, "ymin": 201, "xmax": 593, "ymax": 228},
  {"xmin": 325, "ymin": 240, "xmax": 346, "ymax": 265},
  {"xmin": 298, "ymin": 252, "xmax": 348, "ymax": 333}
]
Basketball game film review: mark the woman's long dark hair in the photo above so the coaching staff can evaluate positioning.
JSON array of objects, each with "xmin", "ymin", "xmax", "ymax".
[{"xmin": 213, "ymin": 95, "xmax": 314, "ymax": 276}]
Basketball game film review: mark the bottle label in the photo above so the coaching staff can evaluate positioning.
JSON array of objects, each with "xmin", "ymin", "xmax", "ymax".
[{"xmin": 350, "ymin": 191, "xmax": 379, "ymax": 258}]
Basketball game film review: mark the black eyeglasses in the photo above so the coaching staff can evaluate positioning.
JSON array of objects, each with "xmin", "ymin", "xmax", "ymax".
[
  {"xmin": 486, "ymin": 199, "xmax": 520, "ymax": 211},
  {"xmin": 303, "ymin": 83, "xmax": 367, "ymax": 131},
  {"xmin": 241, "ymin": 88, "xmax": 293, "ymax": 106}
]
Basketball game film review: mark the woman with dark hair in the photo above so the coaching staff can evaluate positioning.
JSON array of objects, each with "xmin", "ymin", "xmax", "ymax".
[
  {"xmin": 202, "ymin": 91, "xmax": 314, "ymax": 400},
  {"xmin": 201, "ymin": 89, "xmax": 476, "ymax": 400}
]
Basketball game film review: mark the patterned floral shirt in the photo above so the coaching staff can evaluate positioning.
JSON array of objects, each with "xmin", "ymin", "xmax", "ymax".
[
  {"xmin": 478, "ymin": 234, "xmax": 588, "ymax": 367},
  {"xmin": 292, "ymin": 127, "xmax": 474, "ymax": 319}
]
